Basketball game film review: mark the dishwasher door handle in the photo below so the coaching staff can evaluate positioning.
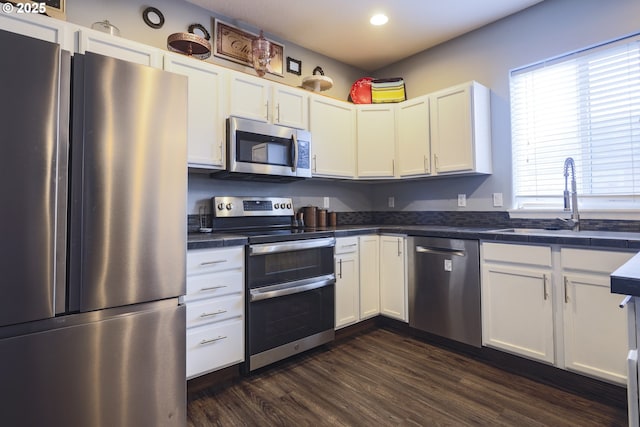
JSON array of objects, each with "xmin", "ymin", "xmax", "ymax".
[{"xmin": 415, "ymin": 245, "xmax": 466, "ymax": 257}]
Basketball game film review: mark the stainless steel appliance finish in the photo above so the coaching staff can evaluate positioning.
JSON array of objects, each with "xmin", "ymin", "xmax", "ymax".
[
  {"xmin": 0, "ymin": 300, "xmax": 186, "ymax": 426},
  {"xmin": 69, "ymin": 52, "xmax": 187, "ymax": 312},
  {"xmin": 210, "ymin": 196, "xmax": 336, "ymax": 372},
  {"xmin": 246, "ymin": 237, "xmax": 336, "ymax": 371},
  {"xmin": 219, "ymin": 116, "xmax": 312, "ymax": 180},
  {"xmin": 0, "ymin": 29, "xmax": 187, "ymax": 426},
  {"xmin": 0, "ymin": 30, "xmax": 68, "ymax": 326},
  {"xmin": 408, "ymin": 236, "xmax": 481, "ymax": 347}
]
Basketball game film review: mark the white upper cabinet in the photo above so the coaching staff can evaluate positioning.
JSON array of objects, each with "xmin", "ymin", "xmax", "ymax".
[
  {"xmin": 228, "ymin": 71, "xmax": 308, "ymax": 129},
  {"xmin": 228, "ymin": 72, "xmax": 270, "ymax": 122},
  {"xmin": 272, "ymin": 85, "xmax": 309, "ymax": 129},
  {"xmin": 431, "ymin": 81, "xmax": 491, "ymax": 175},
  {"xmin": 0, "ymin": 12, "xmax": 74, "ymax": 50},
  {"xmin": 163, "ymin": 53, "xmax": 226, "ymax": 170},
  {"xmin": 77, "ymin": 28, "xmax": 162, "ymax": 67},
  {"xmin": 309, "ymin": 94, "xmax": 357, "ymax": 178},
  {"xmin": 356, "ymin": 105, "xmax": 396, "ymax": 178},
  {"xmin": 396, "ymin": 95, "xmax": 431, "ymax": 177}
]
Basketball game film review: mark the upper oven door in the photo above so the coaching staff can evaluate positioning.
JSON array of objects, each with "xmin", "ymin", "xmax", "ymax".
[
  {"xmin": 227, "ymin": 116, "xmax": 311, "ymax": 178},
  {"xmin": 247, "ymin": 237, "xmax": 335, "ymax": 288}
]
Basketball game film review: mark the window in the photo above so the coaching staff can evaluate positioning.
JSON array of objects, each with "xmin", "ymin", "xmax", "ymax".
[{"xmin": 510, "ymin": 34, "xmax": 640, "ymax": 209}]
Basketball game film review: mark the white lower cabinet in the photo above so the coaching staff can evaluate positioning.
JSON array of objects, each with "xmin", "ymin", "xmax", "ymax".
[
  {"xmin": 481, "ymin": 243, "xmax": 554, "ymax": 364},
  {"xmin": 185, "ymin": 246, "xmax": 244, "ymax": 379},
  {"xmin": 481, "ymin": 241, "xmax": 635, "ymax": 384},
  {"xmin": 335, "ymin": 237, "xmax": 360, "ymax": 329},
  {"xmin": 379, "ymin": 235, "xmax": 408, "ymax": 322},
  {"xmin": 359, "ymin": 235, "xmax": 380, "ymax": 319},
  {"xmin": 561, "ymin": 248, "xmax": 634, "ymax": 385}
]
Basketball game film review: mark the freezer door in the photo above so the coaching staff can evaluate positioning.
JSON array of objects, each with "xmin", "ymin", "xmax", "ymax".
[
  {"xmin": 0, "ymin": 30, "xmax": 68, "ymax": 326},
  {"xmin": 0, "ymin": 300, "xmax": 186, "ymax": 427},
  {"xmin": 69, "ymin": 52, "xmax": 188, "ymax": 311}
]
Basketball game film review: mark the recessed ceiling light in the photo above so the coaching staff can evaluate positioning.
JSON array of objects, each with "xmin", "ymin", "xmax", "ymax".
[{"xmin": 370, "ymin": 13, "xmax": 388, "ymax": 26}]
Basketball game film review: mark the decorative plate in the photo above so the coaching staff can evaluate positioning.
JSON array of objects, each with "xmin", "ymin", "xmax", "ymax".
[{"xmin": 350, "ymin": 77, "xmax": 374, "ymax": 104}]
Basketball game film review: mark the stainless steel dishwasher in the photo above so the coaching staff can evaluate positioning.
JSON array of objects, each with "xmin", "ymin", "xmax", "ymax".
[{"xmin": 408, "ymin": 236, "xmax": 481, "ymax": 347}]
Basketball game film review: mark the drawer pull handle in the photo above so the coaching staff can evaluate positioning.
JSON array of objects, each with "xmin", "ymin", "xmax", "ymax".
[
  {"xmin": 200, "ymin": 310, "xmax": 227, "ymax": 318},
  {"xmin": 200, "ymin": 285, "xmax": 227, "ymax": 292},
  {"xmin": 200, "ymin": 260, "xmax": 227, "ymax": 266},
  {"xmin": 199, "ymin": 336, "xmax": 227, "ymax": 345},
  {"xmin": 543, "ymin": 274, "xmax": 549, "ymax": 300},
  {"xmin": 341, "ymin": 243, "xmax": 358, "ymax": 248}
]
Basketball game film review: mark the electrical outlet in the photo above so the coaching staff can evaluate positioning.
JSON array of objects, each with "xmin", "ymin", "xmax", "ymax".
[
  {"xmin": 388, "ymin": 196, "xmax": 395, "ymax": 208},
  {"xmin": 323, "ymin": 197, "xmax": 330, "ymax": 208},
  {"xmin": 493, "ymin": 192, "xmax": 503, "ymax": 207},
  {"xmin": 457, "ymin": 194, "xmax": 466, "ymax": 207}
]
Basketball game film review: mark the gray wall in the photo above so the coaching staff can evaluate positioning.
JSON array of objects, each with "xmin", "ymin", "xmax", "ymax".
[
  {"xmin": 188, "ymin": 174, "xmax": 373, "ymax": 215},
  {"xmin": 371, "ymin": 0, "xmax": 640, "ymax": 212},
  {"xmin": 65, "ymin": 0, "xmax": 365, "ymax": 99}
]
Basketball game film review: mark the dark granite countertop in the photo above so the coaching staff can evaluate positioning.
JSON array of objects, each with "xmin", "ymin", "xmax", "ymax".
[
  {"xmin": 611, "ymin": 252, "xmax": 640, "ymax": 297},
  {"xmin": 188, "ymin": 225, "xmax": 640, "ymax": 295},
  {"xmin": 189, "ymin": 225, "xmax": 640, "ymax": 249}
]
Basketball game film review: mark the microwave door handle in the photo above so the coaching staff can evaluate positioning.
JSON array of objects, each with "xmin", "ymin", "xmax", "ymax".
[{"xmin": 291, "ymin": 133, "xmax": 298, "ymax": 173}]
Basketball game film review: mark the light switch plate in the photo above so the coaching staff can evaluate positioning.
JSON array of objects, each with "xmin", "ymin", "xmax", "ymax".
[
  {"xmin": 493, "ymin": 193, "xmax": 503, "ymax": 207},
  {"xmin": 457, "ymin": 194, "xmax": 466, "ymax": 207},
  {"xmin": 388, "ymin": 196, "xmax": 395, "ymax": 208},
  {"xmin": 323, "ymin": 197, "xmax": 330, "ymax": 208}
]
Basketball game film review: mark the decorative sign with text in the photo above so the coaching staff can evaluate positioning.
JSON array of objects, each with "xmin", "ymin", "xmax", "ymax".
[{"xmin": 214, "ymin": 19, "xmax": 283, "ymax": 77}]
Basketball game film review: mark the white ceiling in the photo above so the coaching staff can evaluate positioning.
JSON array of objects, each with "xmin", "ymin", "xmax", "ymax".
[{"xmin": 185, "ymin": 0, "xmax": 544, "ymax": 71}]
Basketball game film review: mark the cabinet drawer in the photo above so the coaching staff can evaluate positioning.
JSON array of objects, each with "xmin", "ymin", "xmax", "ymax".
[
  {"xmin": 186, "ymin": 320, "xmax": 244, "ymax": 379},
  {"xmin": 335, "ymin": 237, "xmax": 359, "ymax": 255},
  {"xmin": 185, "ymin": 269, "xmax": 243, "ymax": 301},
  {"xmin": 561, "ymin": 248, "xmax": 634, "ymax": 274},
  {"xmin": 187, "ymin": 247, "xmax": 243, "ymax": 275},
  {"xmin": 482, "ymin": 242, "xmax": 551, "ymax": 267},
  {"xmin": 186, "ymin": 295, "xmax": 243, "ymax": 328}
]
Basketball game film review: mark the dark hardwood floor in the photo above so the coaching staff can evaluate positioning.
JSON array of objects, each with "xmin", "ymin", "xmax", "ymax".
[{"xmin": 187, "ymin": 327, "xmax": 627, "ymax": 426}]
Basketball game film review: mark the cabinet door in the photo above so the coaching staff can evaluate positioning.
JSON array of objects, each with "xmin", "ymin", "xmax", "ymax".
[
  {"xmin": 228, "ymin": 72, "xmax": 270, "ymax": 122},
  {"xmin": 397, "ymin": 96, "xmax": 431, "ymax": 177},
  {"xmin": 379, "ymin": 236, "xmax": 407, "ymax": 321},
  {"xmin": 273, "ymin": 85, "xmax": 308, "ymax": 129},
  {"xmin": 78, "ymin": 29, "xmax": 162, "ymax": 67},
  {"xmin": 481, "ymin": 265, "xmax": 554, "ymax": 363},
  {"xmin": 0, "ymin": 11, "xmax": 73, "ymax": 50},
  {"xmin": 359, "ymin": 235, "xmax": 380, "ymax": 319},
  {"xmin": 164, "ymin": 54, "xmax": 225, "ymax": 169},
  {"xmin": 563, "ymin": 273, "xmax": 628, "ymax": 384},
  {"xmin": 357, "ymin": 105, "xmax": 396, "ymax": 178},
  {"xmin": 431, "ymin": 84, "xmax": 474, "ymax": 173},
  {"xmin": 309, "ymin": 96, "xmax": 356, "ymax": 178},
  {"xmin": 335, "ymin": 252, "xmax": 359, "ymax": 329}
]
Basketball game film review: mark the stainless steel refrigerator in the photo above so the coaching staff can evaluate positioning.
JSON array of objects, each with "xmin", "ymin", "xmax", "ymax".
[{"xmin": 0, "ymin": 29, "xmax": 188, "ymax": 426}]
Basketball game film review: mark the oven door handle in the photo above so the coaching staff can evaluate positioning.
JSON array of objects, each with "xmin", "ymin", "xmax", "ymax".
[
  {"xmin": 249, "ymin": 237, "xmax": 336, "ymax": 255},
  {"xmin": 249, "ymin": 274, "xmax": 335, "ymax": 302}
]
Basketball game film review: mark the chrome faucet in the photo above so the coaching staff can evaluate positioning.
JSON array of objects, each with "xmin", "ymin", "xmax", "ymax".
[{"xmin": 560, "ymin": 157, "xmax": 580, "ymax": 231}]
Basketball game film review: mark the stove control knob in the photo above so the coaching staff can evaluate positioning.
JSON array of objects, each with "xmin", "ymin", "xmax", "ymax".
[
  {"xmin": 226, "ymin": 203, "xmax": 233, "ymax": 210},
  {"xmin": 274, "ymin": 203, "xmax": 279, "ymax": 209},
  {"xmin": 217, "ymin": 202, "xmax": 225, "ymax": 211},
  {"xmin": 286, "ymin": 203, "xmax": 292, "ymax": 209}
]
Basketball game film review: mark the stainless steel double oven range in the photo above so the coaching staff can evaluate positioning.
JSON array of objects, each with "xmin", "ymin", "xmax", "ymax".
[{"xmin": 212, "ymin": 196, "xmax": 336, "ymax": 372}]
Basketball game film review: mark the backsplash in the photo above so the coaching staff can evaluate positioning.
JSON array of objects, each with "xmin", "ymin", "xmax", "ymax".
[{"xmin": 188, "ymin": 210, "xmax": 640, "ymax": 233}]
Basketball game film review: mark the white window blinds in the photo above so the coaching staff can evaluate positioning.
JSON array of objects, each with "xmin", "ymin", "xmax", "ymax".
[{"xmin": 510, "ymin": 35, "xmax": 640, "ymax": 209}]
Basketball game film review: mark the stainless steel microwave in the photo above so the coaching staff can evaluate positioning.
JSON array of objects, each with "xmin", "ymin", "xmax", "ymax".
[{"xmin": 219, "ymin": 116, "xmax": 312, "ymax": 181}]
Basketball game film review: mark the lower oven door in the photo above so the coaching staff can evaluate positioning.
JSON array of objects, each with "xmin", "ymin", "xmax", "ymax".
[{"xmin": 247, "ymin": 275, "xmax": 335, "ymax": 371}]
